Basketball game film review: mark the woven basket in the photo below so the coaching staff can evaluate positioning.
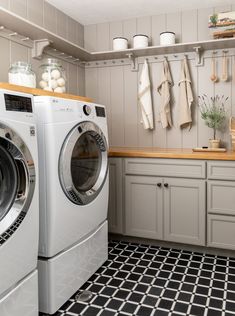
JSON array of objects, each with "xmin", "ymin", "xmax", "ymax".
[{"xmin": 230, "ymin": 117, "xmax": 235, "ymax": 151}]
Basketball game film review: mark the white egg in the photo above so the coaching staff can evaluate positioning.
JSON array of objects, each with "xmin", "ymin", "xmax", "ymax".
[
  {"xmin": 42, "ymin": 72, "xmax": 50, "ymax": 82},
  {"xmin": 49, "ymin": 79, "xmax": 58, "ymax": 89},
  {"xmin": 43, "ymin": 86, "xmax": 53, "ymax": 91},
  {"xmin": 54, "ymin": 87, "xmax": 63, "ymax": 93},
  {"xmin": 39, "ymin": 80, "xmax": 48, "ymax": 89},
  {"xmin": 51, "ymin": 69, "xmax": 61, "ymax": 80},
  {"xmin": 57, "ymin": 77, "xmax": 66, "ymax": 87}
]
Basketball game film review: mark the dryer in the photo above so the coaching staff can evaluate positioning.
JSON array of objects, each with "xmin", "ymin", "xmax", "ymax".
[
  {"xmin": 0, "ymin": 89, "xmax": 39, "ymax": 316},
  {"xmin": 34, "ymin": 96, "xmax": 109, "ymax": 314}
]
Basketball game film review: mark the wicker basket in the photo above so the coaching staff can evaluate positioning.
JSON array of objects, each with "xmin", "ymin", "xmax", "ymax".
[{"xmin": 230, "ymin": 117, "xmax": 235, "ymax": 151}]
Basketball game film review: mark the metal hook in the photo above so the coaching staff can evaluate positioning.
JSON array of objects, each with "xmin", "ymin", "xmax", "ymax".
[
  {"xmin": 0, "ymin": 26, "xmax": 5, "ymax": 30},
  {"xmin": 21, "ymin": 37, "xmax": 30, "ymax": 41},
  {"xmin": 9, "ymin": 32, "xmax": 17, "ymax": 36}
]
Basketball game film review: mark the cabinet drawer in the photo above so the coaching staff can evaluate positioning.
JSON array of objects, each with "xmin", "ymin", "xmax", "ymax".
[
  {"xmin": 208, "ymin": 181, "xmax": 235, "ymax": 216},
  {"xmin": 125, "ymin": 158, "xmax": 206, "ymax": 179},
  {"xmin": 208, "ymin": 214, "xmax": 235, "ymax": 250},
  {"xmin": 207, "ymin": 161, "xmax": 235, "ymax": 180}
]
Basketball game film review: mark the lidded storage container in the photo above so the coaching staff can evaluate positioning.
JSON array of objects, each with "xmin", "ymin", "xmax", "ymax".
[
  {"xmin": 113, "ymin": 37, "xmax": 128, "ymax": 50},
  {"xmin": 8, "ymin": 61, "xmax": 36, "ymax": 88},
  {"xmin": 160, "ymin": 32, "xmax": 175, "ymax": 46},
  {"xmin": 133, "ymin": 34, "xmax": 149, "ymax": 48},
  {"xmin": 38, "ymin": 58, "xmax": 66, "ymax": 93}
]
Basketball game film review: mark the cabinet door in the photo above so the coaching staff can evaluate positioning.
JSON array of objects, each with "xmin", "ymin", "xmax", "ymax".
[
  {"xmin": 208, "ymin": 181, "xmax": 235, "ymax": 216},
  {"xmin": 164, "ymin": 178, "xmax": 206, "ymax": 245},
  {"xmin": 125, "ymin": 176, "xmax": 163, "ymax": 239},
  {"xmin": 108, "ymin": 158, "xmax": 123, "ymax": 234}
]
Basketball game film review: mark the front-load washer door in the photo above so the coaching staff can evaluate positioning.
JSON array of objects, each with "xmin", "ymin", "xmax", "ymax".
[
  {"xmin": 0, "ymin": 123, "xmax": 35, "ymax": 245},
  {"xmin": 59, "ymin": 121, "xmax": 108, "ymax": 205}
]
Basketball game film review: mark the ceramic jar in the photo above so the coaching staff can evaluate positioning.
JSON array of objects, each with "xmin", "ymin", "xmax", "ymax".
[
  {"xmin": 113, "ymin": 37, "xmax": 128, "ymax": 50},
  {"xmin": 160, "ymin": 32, "xmax": 175, "ymax": 46},
  {"xmin": 38, "ymin": 58, "xmax": 66, "ymax": 93},
  {"xmin": 133, "ymin": 34, "xmax": 149, "ymax": 48}
]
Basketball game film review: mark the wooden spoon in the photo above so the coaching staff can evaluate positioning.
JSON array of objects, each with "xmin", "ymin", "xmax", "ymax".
[{"xmin": 210, "ymin": 57, "xmax": 218, "ymax": 82}]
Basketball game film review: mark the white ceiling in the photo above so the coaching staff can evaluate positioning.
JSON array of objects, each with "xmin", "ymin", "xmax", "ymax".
[{"xmin": 47, "ymin": 0, "xmax": 235, "ymax": 25}]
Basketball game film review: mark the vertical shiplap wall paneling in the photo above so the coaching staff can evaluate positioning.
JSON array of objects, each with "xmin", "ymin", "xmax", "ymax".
[
  {"xmin": 197, "ymin": 57, "xmax": 215, "ymax": 146},
  {"xmin": 9, "ymin": 0, "xmax": 27, "ymax": 18},
  {"xmin": 84, "ymin": 24, "xmax": 97, "ymax": 51},
  {"xmin": 181, "ymin": 10, "xmax": 197, "ymax": 43},
  {"xmin": 123, "ymin": 19, "xmax": 137, "ymax": 48},
  {"xmin": 110, "ymin": 66, "xmax": 125, "ymax": 146},
  {"xmin": 27, "ymin": 0, "xmax": 43, "ymax": 26},
  {"xmin": 77, "ymin": 66, "xmax": 85, "ymax": 96},
  {"xmin": 215, "ymin": 55, "xmax": 232, "ymax": 148},
  {"xmin": 0, "ymin": 38, "xmax": 10, "ymax": 82},
  {"xmin": 97, "ymin": 23, "xmax": 110, "ymax": 51},
  {"xmin": 109, "ymin": 21, "xmax": 123, "ymax": 50},
  {"xmin": 0, "ymin": 0, "xmax": 9, "ymax": 9},
  {"xmin": 150, "ymin": 61, "xmax": 167, "ymax": 147},
  {"xmin": 197, "ymin": 7, "xmax": 214, "ymax": 41},
  {"xmin": 56, "ymin": 10, "xmax": 68, "ymax": 40},
  {"xmin": 166, "ymin": 12, "xmax": 182, "ymax": 43},
  {"xmin": 97, "ymin": 67, "xmax": 111, "ymax": 141},
  {"xmin": 10, "ymin": 42, "xmax": 29, "ymax": 64},
  {"xmin": 68, "ymin": 63, "xmax": 78, "ymax": 95},
  {"xmin": 151, "ymin": 14, "xmax": 166, "ymax": 46},
  {"xmin": 232, "ymin": 56, "xmax": 235, "ymax": 117},
  {"xmin": 85, "ymin": 67, "xmax": 99, "ymax": 100},
  {"xmin": 123, "ymin": 65, "xmax": 138, "ymax": 147},
  {"xmin": 137, "ymin": 16, "xmax": 153, "ymax": 147}
]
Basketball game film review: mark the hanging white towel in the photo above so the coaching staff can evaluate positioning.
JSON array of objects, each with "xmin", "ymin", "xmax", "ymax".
[
  {"xmin": 157, "ymin": 58, "xmax": 173, "ymax": 128},
  {"xmin": 138, "ymin": 59, "xmax": 154, "ymax": 130},
  {"xmin": 178, "ymin": 57, "xmax": 193, "ymax": 129}
]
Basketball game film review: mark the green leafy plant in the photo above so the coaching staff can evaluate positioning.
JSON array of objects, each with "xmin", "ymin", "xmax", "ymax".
[
  {"xmin": 210, "ymin": 13, "xmax": 218, "ymax": 27},
  {"xmin": 198, "ymin": 94, "xmax": 227, "ymax": 139}
]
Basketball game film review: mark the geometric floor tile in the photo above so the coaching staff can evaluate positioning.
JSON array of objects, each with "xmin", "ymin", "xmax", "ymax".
[{"xmin": 42, "ymin": 240, "xmax": 235, "ymax": 316}]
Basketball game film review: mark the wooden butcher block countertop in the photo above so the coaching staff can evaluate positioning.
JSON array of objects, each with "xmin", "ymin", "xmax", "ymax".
[
  {"xmin": 109, "ymin": 147, "xmax": 235, "ymax": 161},
  {"xmin": 0, "ymin": 82, "xmax": 92, "ymax": 102}
]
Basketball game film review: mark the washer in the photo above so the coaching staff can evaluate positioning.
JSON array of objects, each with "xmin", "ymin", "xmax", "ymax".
[
  {"xmin": 34, "ymin": 96, "xmax": 109, "ymax": 314},
  {"xmin": 0, "ymin": 89, "xmax": 39, "ymax": 316}
]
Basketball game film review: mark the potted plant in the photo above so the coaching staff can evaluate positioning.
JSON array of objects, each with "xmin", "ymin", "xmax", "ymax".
[{"xmin": 198, "ymin": 94, "xmax": 227, "ymax": 148}]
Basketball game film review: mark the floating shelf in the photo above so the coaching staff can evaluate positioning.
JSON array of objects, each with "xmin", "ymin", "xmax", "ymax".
[{"xmin": 0, "ymin": 7, "xmax": 235, "ymax": 64}]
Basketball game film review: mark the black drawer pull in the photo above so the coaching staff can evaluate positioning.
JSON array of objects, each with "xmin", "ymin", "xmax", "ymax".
[
  {"xmin": 164, "ymin": 183, "xmax": 169, "ymax": 188},
  {"xmin": 157, "ymin": 183, "xmax": 162, "ymax": 187}
]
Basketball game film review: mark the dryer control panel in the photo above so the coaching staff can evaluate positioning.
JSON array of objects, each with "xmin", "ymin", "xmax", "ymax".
[{"xmin": 4, "ymin": 94, "xmax": 33, "ymax": 113}]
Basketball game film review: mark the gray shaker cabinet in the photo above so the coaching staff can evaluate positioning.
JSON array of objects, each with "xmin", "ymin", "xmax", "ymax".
[
  {"xmin": 164, "ymin": 178, "xmax": 206, "ymax": 246},
  {"xmin": 108, "ymin": 158, "xmax": 123, "ymax": 234},
  {"xmin": 125, "ymin": 176, "xmax": 163, "ymax": 240}
]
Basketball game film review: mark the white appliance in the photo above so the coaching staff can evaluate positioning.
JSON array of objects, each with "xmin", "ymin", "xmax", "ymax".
[
  {"xmin": 0, "ymin": 89, "xmax": 39, "ymax": 316},
  {"xmin": 34, "ymin": 96, "xmax": 109, "ymax": 314}
]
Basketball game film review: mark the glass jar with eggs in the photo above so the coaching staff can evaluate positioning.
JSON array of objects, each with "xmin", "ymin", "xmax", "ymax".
[{"xmin": 38, "ymin": 58, "xmax": 66, "ymax": 93}]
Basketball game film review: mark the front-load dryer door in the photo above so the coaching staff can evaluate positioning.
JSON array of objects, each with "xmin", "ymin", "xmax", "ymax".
[
  {"xmin": 0, "ymin": 123, "xmax": 35, "ymax": 245},
  {"xmin": 59, "ymin": 121, "xmax": 108, "ymax": 205}
]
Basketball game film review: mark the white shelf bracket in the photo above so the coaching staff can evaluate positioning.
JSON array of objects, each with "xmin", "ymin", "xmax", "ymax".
[
  {"xmin": 32, "ymin": 39, "xmax": 52, "ymax": 59},
  {"xmin": 126, "ymin": 53, "xmax": 138, "ymax": 72},
  {"xmin": 193, "ymin": 46, "xmax": 203, "ymax": 66}
]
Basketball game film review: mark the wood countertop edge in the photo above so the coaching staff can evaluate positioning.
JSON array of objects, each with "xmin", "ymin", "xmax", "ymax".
[
  {"xmin": 109, "ymin": 148, "xmax": 235, "ymax": 161},
  {"xmin": 0, "ymin": 82, "xmax": 92, "ymax": 102}
]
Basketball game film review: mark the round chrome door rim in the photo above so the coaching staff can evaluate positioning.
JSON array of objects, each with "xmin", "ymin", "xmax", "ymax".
[
  {"xmin": 0, "ymin": 122, "xmax": 35, "ymax": 236},
  {"xmin": 59, "ymin": 121, "xmax": 108, "ymax": 205}
]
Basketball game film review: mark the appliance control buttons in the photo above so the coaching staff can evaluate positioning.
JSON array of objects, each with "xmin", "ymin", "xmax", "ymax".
[{"xmin": 83, "ymin": 104, "xmax": 91, "ymax": 116}]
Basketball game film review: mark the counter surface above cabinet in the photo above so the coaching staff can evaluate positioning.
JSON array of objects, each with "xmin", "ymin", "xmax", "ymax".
[{"xmin": 109, "ymin": 147, "xmax": 235, "ymax": 161}]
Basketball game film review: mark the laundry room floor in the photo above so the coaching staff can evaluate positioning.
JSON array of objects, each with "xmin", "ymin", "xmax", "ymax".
[{"xmin": 46, "ymin": 240, "xmax": 235, "ymax": 316}]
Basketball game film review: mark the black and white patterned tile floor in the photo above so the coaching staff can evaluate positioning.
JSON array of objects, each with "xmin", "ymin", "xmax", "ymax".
[{"xmin": 49, "ymin": 240, "xmax": 235, "ymax": 316}]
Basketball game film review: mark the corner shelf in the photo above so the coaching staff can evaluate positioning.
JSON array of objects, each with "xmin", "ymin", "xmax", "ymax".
[{"xmin": 0, "ymin": 7, "xmax": 235, "ymax": 66}]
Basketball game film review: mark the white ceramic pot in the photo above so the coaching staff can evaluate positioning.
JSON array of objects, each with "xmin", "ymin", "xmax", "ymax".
[
  {"xmin": 133, "ymin": 34, "xmax": 149, "ymax": 49},
  {"xmin": 209, "ymin": 139, "xmax": 220, "ymax": 148},
  {"xmin": 113, "ymin": 37, "xmax": 128, "ymax": 51},
  {"xmin": 160, "ymin": 32, "xmax": 175, "ymax": 46}
]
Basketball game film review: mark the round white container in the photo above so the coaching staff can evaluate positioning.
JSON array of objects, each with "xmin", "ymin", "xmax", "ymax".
[
  {"xmin": 113, "ymin": 37, "xmax": 128, "ymax": 51},
  {"xmin": 160, "ymin": 32, "xmax": 175, "ymax": 46},
  {"xmin": 133, "ymin": 34, "xmax": 149, "ymax": 49}
]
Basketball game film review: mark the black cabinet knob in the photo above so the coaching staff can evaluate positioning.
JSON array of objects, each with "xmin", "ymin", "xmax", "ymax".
[
  {"xmin": 157, "ymin": 183, "xmax": 162, "ymax": 187},
  {"xmin": 164, "ymin": 183, "xmax": 169, "ymax": 188}
]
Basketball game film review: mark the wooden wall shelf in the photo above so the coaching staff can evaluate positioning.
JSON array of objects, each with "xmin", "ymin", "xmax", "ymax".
[{"xmin": 1, "ymin": 7, "xmax": 235, "ymax": 64}]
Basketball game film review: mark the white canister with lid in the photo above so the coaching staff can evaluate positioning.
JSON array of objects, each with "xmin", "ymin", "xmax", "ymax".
[
  {"xmin": 113, "ymin": 37, "xmax": 128, "ymax": 51},
  {"xmin": 133, "ymin": 34, "xmax": 149, "ymax": 49},
  {"xmin": 160, "ymin": 32, "xmax": 175, "ymax": 46}
]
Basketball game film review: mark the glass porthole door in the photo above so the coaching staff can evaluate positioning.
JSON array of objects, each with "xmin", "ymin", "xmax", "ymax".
[
  {"xmin": 0, "ymin": 123, "xmax": 35, "ymax": 244},
  {"xmin": 59, "ymin": 121, "xmax": 108, "ymax": 205}
]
